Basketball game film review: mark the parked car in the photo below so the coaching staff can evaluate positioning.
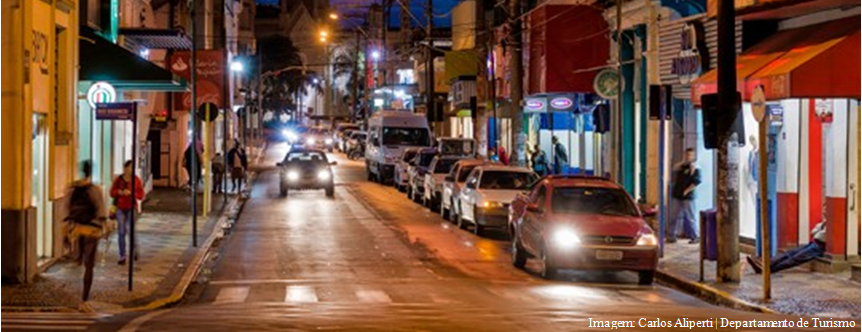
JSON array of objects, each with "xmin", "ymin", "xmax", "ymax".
[
  {"xmin": 334, "ymin": 123, "xmax": 360, "ymax": 152},
  {"xmin": 455, "ymin": 165, "xmax": 539, "ymax": 236},
  {"xmin": 304, "ymin": 127, "xmax": 334, "ymax": 152},
  {"xmin": 277, "ymin": 148, "xmax": 337, "ymax": 197},
  {"xmin": 422, "ymin": 155, "xmax": 464, "ymax": 211},
  {"xmin": 441, "ymin": 159, "xmax": 491, "ymax": 221},
  {"xmin": 394, "ymin": 148, "xmax": 421, "ymax": 192},
  {"xmin": 406, "ymin": 148, "xmax": 437, "ymax": 202},
  {"xmin": 365, "ymin": 110, "xmax": 432, "ymax": 183},
  {"xmin": 509, "ymin": 175, "xmax": 658, "ymax": 283},
  {"xmin": 346, "ymin": 131, "xmax": 367, "ymax": 160}
]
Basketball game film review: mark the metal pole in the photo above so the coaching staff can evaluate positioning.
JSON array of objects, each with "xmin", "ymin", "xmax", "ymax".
[
  {"xmin": 758, "ymin": 109, "xmax": 771, "ymax": 299},
  {"xmin": 426, "ymin": 0, "xmax": 435, "ymax": 133},
  {"xmin": 204, "ymin": 104, "xmax": 210, "ymax": 216},
  {"xmin": 190, "ymin": 0, "xmax": 198, "ymax": 247},
  {"xmin": 129, "ymin": 103, "xmax": 138, "ymax": 291},
  {"xmin": 614, "ymin": 0, "xmax": 623, "ymax": 184},
  {"xmin": 716, "ymin": 0, "xmax": 740, "ymax": 283},
  {"xmin": 224, "ymin": 52, "xmax": 229, "ymax": 203},
  {"xmin": 257, "ymin": 52, "xmax": 263, "ymax": 143},
  {"xmin": 508, "ymin": 0, "xmax": 524, "ymax": 166},
  {"xmin": 658, "ymin": 92, "xmax": 666, "ymax": 258}
]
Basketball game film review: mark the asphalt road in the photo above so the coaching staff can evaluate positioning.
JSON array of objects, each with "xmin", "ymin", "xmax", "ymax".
[{"xmin": 99, "ymin": 143, "xmax": 835, "ymax": 331}]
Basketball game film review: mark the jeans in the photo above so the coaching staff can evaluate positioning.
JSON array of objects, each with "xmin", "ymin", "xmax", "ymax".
[
  {"xmin": 771, "ymin": 241, "xmax": 825, "ymax": 273},
  {"xmin": 116, "ymin": 209, "xmax": 138, "ymax": 259},
  {"xmin": 669, "ymin": 198, "xmax": 698, "ymax": 240}
]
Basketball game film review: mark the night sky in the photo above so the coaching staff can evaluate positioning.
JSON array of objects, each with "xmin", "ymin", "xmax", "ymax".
[{"xmin": 257, "ymin": 0, "xmax": 462, "ymax": 28}]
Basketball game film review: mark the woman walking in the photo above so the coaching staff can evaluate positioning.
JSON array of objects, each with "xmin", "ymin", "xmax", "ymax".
[{"xmin": 110, "ymin": 160, "xmax": 145, "ymax": 265}]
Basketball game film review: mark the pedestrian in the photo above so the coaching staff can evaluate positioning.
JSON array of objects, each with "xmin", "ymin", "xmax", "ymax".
[
  {"xmin": 747, "ymin": 221, "xmax": 826, "ymax": 274},
  {"xmin": 668, "ymin": 148, "xmax": 701, "ymax": 244},
  {"xmin": 532, "ymin": 146, "xmax": 550, "ymax": 177},
  {"xmin": 497, "ymin": 143, "xmax": 509, "ymax": 165},
  {"xmin": 488, "ymin": 148, "xmax": 499, "ymax": 162},
  {"xmin": 64, "ymin": 161, "xmax": 107, "ymax": 305},
  {"xmin": 110, "ymin": 160, "xmax": 145, "ymax": 265},
  {"xmin": 228, "ymin": 143, "xmax": 246, "ymax": 193},
  {"xmin": 212, "ymin": 152, "xmax": 225, "ymax": 194},
  {"xmin": 551, "ymin": 136, "xmax": 568, "ymax": 175},
  {"xmin": 183, "ymin": 141, "xmax": 202, "ymax": 191}
]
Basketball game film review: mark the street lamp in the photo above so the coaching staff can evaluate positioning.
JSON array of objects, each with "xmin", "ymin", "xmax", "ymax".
[
  {"xmin": 329, "ymin": 13, "xmax": 338, "ymax": 20},
  {"xmin": 371, "ymin": 50, "xmax": 380, "ymax": 61},
  {"xmin": 230, "ymin": 60, "xmax": 244, "ymax": 72}
]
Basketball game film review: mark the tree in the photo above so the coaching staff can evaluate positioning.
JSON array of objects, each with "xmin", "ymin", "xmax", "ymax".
[
  {"xmin": 331, "ymin": 43, "xmax": 365, "ymax": 119},
  {"xmin": 256, "ymin": 34, "xmax": 307, "ymax": 115}
]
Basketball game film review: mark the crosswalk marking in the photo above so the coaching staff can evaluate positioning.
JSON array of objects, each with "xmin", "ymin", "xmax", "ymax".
[
  {"xmin": 285, "ymin": 285, "xmax": 318, "ymax": 303},
  {"xmin": 214, "ymin": 286, "xmax": 250, "ymax": 304},
  {"xmin": 1, "ymin": 312, "xmax": 106, "ymax": 331},
  {"xmin": 355, "ymin": 289, "xmax": 392, "ymax": 303}
]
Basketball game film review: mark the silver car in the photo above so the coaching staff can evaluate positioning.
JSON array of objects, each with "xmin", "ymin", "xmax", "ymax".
[
  {"xmin": 455, "ymin": 165, "xmax": 539, "ymax": 236},
  {"xmin": 422, "ymin": 155, "xmax": 464, "ymax": 211},
  {"xmin": 441, "ymin": 159, "xmax": 491, "ymax": 222}
]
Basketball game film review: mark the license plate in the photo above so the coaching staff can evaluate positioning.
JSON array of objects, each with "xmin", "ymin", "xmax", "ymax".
[{"xmin": 595, "ymin": 250, "xmax": 623, "ymax": 261}]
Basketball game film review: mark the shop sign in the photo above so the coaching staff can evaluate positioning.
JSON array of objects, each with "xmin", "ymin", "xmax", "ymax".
[
  {"xmin": 671, "ymin": 22, "xmax": 708, "ymax": 85},
  {"xmin": 593, "ymin": 69, "xmax": 619, "ymax": 99},
  {"xmin": 814, "ymin": 99, "xmax": 834, "ymax": 123},
  {"xmin": 87, "ymin": 82, "xmax": 117, "ymax": 109},
  {"xmin": 95, "ymin": 102, "xmax": 136, "ymax": 120},
  {"xmin": 550, "ymin": 97, "xmax": 573, "ymax": 110},
  {"xmin": 524, "ymin": 97, "xmax": 546, "ymax": 113},
  {"xmin": 169, "ymin": 50, "xmax": 225, "ymax": 110},
  {"xmin": 768, "ymin": 105, "xmax": 783, "ymax": 126}
]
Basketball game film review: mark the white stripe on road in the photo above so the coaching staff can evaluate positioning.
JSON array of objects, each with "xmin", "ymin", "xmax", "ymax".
[
  {"xmin": 355, "ymin": 289, "xmax": 392, "ymax": 303},
  {"xmin": 214, "ymin": 286, "xmax": 250, "ymax": 304},
  {"xmin": 0, "ymin": 324, "xmax": 87, "ymax": 330},
  {"xmin": 284, "ymin": 285, "xmax": 318, "ymax": 303}
]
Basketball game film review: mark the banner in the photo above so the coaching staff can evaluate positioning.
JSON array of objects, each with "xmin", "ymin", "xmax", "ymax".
[{"xmin": 169, "ymin": 50, "xmax": 226, "ymax": 110}]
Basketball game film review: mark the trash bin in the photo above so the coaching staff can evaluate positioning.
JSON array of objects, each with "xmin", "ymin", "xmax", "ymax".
[{"xmin": 700, "ymin": 209, "xmax": 718, "ymax": 261}]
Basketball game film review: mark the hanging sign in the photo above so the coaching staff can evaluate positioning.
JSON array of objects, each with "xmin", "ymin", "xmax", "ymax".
[
  {"xmin": 671, "ymin": 22, "xmax": 709, "ymax": 85},
  {"xmin": 95, "ymin": 102, "xmax": 136, "ymax": 121},
  {"xmin": 593, "ymin": 69, "xmax": 619, "ymax": 99},
  {"xmin": 751, "ymin": 85, "xmax": 767, "ymax": 122},
  {"xmin": 87, "ymin": 82, "xmax": 117, "ymax": 109}
]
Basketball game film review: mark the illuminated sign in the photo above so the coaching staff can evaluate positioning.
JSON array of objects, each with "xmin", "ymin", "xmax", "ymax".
[
  {"xmin": 550, "ymin": 97, "xmax": 573, "ymax": 110},
  {"xmin": 87, "ymin": 82, "xmax": 117, "ymax": 109},
  {"xmin": 526, "ymin": 99, "xmax": 545, "ymax": 111}
]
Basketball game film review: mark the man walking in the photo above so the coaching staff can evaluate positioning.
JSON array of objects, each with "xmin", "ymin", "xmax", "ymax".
[
  {"xmin": 551, "ymin": 136, "xmax": 568, "ymax": 175},
  {"xmin": 65, "ymin": 161, "xmax": 107, "ymax": 305},
  {"xmin": 669, "ymin": 148, "xmax": 701, "ymax": 243},
  {"xmin": 228, "ymin": 142, "xmax": 247, "ymax": 193}
]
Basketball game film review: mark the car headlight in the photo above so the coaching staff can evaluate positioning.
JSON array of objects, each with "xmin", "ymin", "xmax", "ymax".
[
  {"xmin": 287, "ymin": 171, "xmax": 300, "ymax": 181},
  {"xmin": 552, "ymin": 229, "xmax": 581, "ymax": 249},
  {"xmin": 307, "ymin": 138, "xmax": 316, "ymax": 145},
  {"xmin": 482, "ymin": 201, "xmax": 503, "ymax": 208},
  {"xmin": 317, "ymin": 170, "xmax": 331, "ymax": 180},
  {"xmin": 636, "ymin": 233, "xmax": 658, "ymax": 246},
  {"xmin": 325, "ymin": 138, "xmax": 333, "ymax": 145}
]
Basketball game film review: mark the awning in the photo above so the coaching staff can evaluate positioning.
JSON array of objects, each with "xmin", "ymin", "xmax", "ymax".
[
  {"xmin": 691, "ymin": 16, "xmax": 859, "ymax": 105},
  {"xmin": 79, "ymin": 27, "xmax": 187, "ymax": 91},
  {"xmin": 120, "ymin": 28, "xmax": 192, "ymax": 50}
]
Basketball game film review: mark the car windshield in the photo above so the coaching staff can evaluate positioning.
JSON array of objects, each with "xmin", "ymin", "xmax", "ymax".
[
  {"xmin": 417, "ymin": 153, "xmax": 435, "ymax": 167},
  {"xmin": 402, "ymin": 150, "xmax": 418, "ymax": 162},
  {"xmin": 551, "ymin": 187, "xmax": 638, "ymax": 216},
  {"xmin": 458, "ymin": 165, "xmax": 477, "ymax": 182},
  {"xmin": 286, "ymin": 152, "xmax": 328, "ymax": 163},
  {"xmin": 433, "ymin": 159, "xmax": 457, "ymax": 174},
  {"xmin": 309, "ymin": 128, "xmax": 330, "ymax": 136},
  {"xmin": 382, "ymin": 127, "xmax": 430, "ymax": 146},
  {"xmin": 479, "ymin": 171, "xmax": 537, "ymax": 190}
]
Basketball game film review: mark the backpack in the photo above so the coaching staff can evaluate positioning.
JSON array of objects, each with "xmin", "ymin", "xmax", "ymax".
[{"xmin": 67, "ymin": 185, "xmax": 97, "ymax": 226}]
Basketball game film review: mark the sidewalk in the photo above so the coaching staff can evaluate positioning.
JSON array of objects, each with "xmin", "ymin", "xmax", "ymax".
[
  {"xmin": 657, "ymin": 242, "xmax": 860, "ymax": 319},
  {"xmin": 1, "ymin": 189, "xmax": 236, "ymax": 313}
]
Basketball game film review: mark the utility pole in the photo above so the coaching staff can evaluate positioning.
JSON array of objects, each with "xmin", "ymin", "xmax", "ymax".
[
  {"xmin": 508, "ymin": 0, "xmax": 525, "ymax": 166},
  {"xmin": 352, "ymin": 29, "xmax": 360, "ymax": 122},
  {"xmin": 716, "ymin": 0, "xmax": 740, "ymax": 283},
  {"xmin": 613, "ymin": 0, "xmax": 623, "ymax": 183},
  {"xmin": 190, "ymin": 0, "xmax": 198, "ymax": 248},
  {"xmin": 425, "ymin": 0, "xmax": 435, "ymax": 133}
]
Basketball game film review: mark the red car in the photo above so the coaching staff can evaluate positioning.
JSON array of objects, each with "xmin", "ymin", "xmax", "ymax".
[{"xmin": 509, "ymin": 175, "xmax": 658, "ymax": 284}]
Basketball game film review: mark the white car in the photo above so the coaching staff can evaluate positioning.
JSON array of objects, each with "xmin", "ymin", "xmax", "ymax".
[
  {"xmin": 422, "ymin": 155, "xmax": 464, "ymax": 211},
  {"xmin": 455, "ymin": 165, "xmax": 539, "ymax": 236},
  {"xmin": 441, "ymin": 159, "xmax": 490, "ymax": 222},
  {"xmin": 407, "ymin": 148, "xmax": 437, "ymax": 202},
  {"xmin": 394, "ymin": 148, "xmax": 420, "ymax": 192}
]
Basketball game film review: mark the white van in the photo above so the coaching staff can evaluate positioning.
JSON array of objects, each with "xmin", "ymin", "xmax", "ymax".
[{"xmin": 365, "ymin": 110, "xmax": 432, "ymax": 183}]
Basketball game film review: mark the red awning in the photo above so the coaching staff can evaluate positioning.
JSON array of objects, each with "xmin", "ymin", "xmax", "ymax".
[{"xmin": 691, "ymin": 16, "xmax": 859, "ymax": 105}]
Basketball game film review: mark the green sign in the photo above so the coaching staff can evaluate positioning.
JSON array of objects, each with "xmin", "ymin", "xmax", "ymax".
[{"xmin": 594, "ymin": 68, "xmax": 619, "ymax": 100}]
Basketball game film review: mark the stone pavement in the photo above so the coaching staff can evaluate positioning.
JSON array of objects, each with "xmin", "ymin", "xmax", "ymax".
[
  {"xmin": 0, "ymin": 189, "xmax": 234, "ymax": 313},
  {"xmin": 657, "ymin": 241, "xmax": 860, "ymax": 319}
]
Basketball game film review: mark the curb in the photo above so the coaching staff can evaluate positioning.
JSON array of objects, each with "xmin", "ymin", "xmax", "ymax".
[{"xmin": 656, "ymin": 268, "xmax": 778, "ymax": 315}]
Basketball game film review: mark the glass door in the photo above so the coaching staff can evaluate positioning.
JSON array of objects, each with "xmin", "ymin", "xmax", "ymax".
[{"xmin": 32, "ymin": 114, "xmax": 52, "ymax": 260}]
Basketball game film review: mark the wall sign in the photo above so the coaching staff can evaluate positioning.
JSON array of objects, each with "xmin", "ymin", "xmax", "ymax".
[
  {"xmin": 550, "ymin": 97, "xmax": 573, "ymax": 110},
  {"xmin": 671, "ymin": 22, "xmax": 709, "ymax": 85},
  {"xmin": 524, "ymin": 97, "xmax": 546, "ymax": 113},
  {"xmin": 95, "ymin": 102, "xmax": 136, "ymax": 120},
  {"xmin": 87, "ymin": 82, "xmax": 117, "ymax": 109},
  {"xmin": 593, "ymin": 69, "xmax": 619, "ymax": 99}
]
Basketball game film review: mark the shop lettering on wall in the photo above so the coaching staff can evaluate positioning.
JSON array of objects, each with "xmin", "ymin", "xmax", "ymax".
[
  {"xmin": 671, "ymin": 22, "xmax": 708, "ymax": 85},
  {"xmin": 31, "ymin": 30, "xmax": 49, "ymax": 75}
]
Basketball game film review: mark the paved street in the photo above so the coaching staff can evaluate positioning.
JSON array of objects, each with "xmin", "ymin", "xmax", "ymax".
[{"xmin": 47, "ymin": 142, "xmax": 839, "ymax": 332}]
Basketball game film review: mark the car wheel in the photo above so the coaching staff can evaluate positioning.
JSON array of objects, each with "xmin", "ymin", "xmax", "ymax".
[
  {"xmin": 280, "ymin": 183, "xmax": 288, "ymax": 197},
  {"xmin": 367, "ymin": 169, "xmax": 373, "ymax": 181},
  {"xmin": 638, "ymin": 271, "xmax": 655, "ymax": 285},
  {"xmin": 449, "ymin": 201, "xmax": 459, "ymax": 223},
  {"xmin": 473, "ymin": 222, "xmax": 485, "ymax": 237},
  {"xmin": 325, "ymin": 185, "xmax": 334, "ymax": 198},
  {"xmin": 512, "ymin": 235, "xmax": 527, "ymax": 269},
  {"xmin": 456, "ymin": 208, "xmax": 468, "ymax": 230},
  {"xmin": 429, "ymin": 195, "xmax": 439, "ymax": 213},
  {"xmin": 407, "ymin": 188, "xmax": 413, "ymax": 200},
  {"xmin": 441, "ymin": 204, "xmax": 449, "ymax": 219},
  {"xmin": 540, "ymin": 245, "xmax": 559, "ymax": 280}
]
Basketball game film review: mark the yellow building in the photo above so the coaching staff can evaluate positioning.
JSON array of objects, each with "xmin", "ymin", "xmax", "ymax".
[{"xmin": 2, "ymin": 0, "xmax": 79, "ymax": 282}]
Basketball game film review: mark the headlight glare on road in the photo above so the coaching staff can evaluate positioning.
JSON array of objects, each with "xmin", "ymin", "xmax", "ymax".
[
  {"xmin": 287, "ymin": 171, "xmax": 300, "ymax": 181},
  {"xmin": 317, "ymin": 170, "xmax": 331, "ymax": 180},
  {"xmin": 636, "ymin": 233, "xmax": 658, "ymax": 246},
  {"xmin": 552, "ymin": 229, "xmax": 580, "ymax": 249}
]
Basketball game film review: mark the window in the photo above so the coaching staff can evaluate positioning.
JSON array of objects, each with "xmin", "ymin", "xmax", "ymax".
[
  {"xmin": 465, "ymin": 169, "xmax": 480, "ymax": 188},
  {"xmin": 369, "ymin": 127, "xmax": 381, "ymax": 147},
  {"xmin": 458, "ymin": 165, "xmax": 477, "ymax": 182},
  {"xmin": 433, "ymin": 158, "xmax": 457, "ymax": 174},
  {"xmin": 415, "ymin": 152, "xmax": 435, "ymax": 167},
  {"xmin": 401, "ymin": 150, "xmax": 418, "ymax": 162},
  {"xmin": 286, "ymin": 151, "xmax": 328, "ymax": 162},
  {"xmin": 479, "ymin": 171, "xmax": 538, "ymax": 190},
  {"xmin": 551, "ymin": 187, "xmax": 638, "ymax": 216},
  {"xmin": 382, "ymin": 127, "xmax": 430, "ymax": 146}
]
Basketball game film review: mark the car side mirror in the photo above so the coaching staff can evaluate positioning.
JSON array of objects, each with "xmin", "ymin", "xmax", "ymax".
[
  {"xmin": 445, "ymin": 175, "xmax": 455, "ymax": 182},
  {"xmin": 330, "ymin": 161, "xmax": 338, "ymax": 166},
  {"xmin": 526, "ymin": 203, "xmax": 542, "ymax": 214}
]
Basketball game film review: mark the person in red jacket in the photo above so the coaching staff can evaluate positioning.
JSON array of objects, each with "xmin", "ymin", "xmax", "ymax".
[{"xmin": 110, "ymin": 160, "xmax": 145, "ymax": 265}]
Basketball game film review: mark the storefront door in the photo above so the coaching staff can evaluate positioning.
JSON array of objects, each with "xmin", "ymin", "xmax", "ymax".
[{"xmin": 32, "ymin": 114, "xmax": 52, "ymax": 260}]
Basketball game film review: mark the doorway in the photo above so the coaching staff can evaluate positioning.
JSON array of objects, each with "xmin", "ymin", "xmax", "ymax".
[{"xmin": 32, "ymin": 114, "xmax": 52, "ymax": 260}]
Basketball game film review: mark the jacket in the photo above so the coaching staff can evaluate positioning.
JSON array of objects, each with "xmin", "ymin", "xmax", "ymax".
[{"xmin": 110, "ymin": 176, "xmax": 145, "ymax": 210}]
